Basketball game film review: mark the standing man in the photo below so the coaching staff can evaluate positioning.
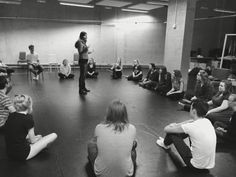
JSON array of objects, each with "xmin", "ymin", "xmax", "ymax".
[
  {"xmin": 26, "ymin": 45, "xmax": 44, "ymax": 80},
  {"xmin": 75, "ymin": 31, "xmax": 91, "ymax": 95}
]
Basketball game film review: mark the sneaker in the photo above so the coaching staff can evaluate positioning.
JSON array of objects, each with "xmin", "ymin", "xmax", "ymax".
[
  {"xmin": 36, "ymin": 75, "xmax": 39, "ymax": 80},
  {"xmin": 156, "ymin": 137, "xmax": 170, "ymax": 149},
  {"xmin": 84, "ymin": 88, "xmax": 90, "ymax": 92},
  {"xmin": 33, "ymin": 76, "xmax": 38, "ymax": 80},
  {"xmin": 178, "ymin": 101, "xmax": 185, "ymax": 107}
]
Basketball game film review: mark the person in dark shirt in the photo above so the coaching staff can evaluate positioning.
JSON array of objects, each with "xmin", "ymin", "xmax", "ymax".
[
  {"xmin": 214, "ymin": 94, "xmax": 236, "ymax": 142},
  {"xmin": 4, "ymin": 94, "xmax": 57, "ymax": 161},
  {"xmin": 206, "ymin": 80, "xmax": 233, "ymax": 124},
  {"xmin": 166, "ymin": 70, "xmax": 184, "ymax": 100},
  {"xmin": 111, "ymin": 57, "xmax": 123, "ymax": 79},
  {"xmin": 127, "ymin": 60, "xmax": 143, "ymax": 82},
  {"xmin": 139, "ymin": 63, "xmax": 158, "ymax": 90},
  {"xmin": 86, "ymin": 58, "xmax": 98, "ymax": 79},
  {"xmin": 155, "ymin": 66, "xmax": 172, "ymax": 95},
  {"xmin": 179, "ymin": 70, "xmax": 213, "ymax": 111}
]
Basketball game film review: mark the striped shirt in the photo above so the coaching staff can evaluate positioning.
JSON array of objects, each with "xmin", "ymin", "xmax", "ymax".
[{"xmin": 0, "ymin": 91, "xmax": 13, "ymax": 127}]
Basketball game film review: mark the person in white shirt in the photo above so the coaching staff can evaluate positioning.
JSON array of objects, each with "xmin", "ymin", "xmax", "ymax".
[
  {"xmin": 156, "ymin": 99, "xmax": 216, "ymax": 170},
  {"xmin": 26, "ymin": 45, "xmax": 43, "ymax": 80},
  {"xmin": 58, "ymin": 59, "xmax": 74, "ymax": 79}
]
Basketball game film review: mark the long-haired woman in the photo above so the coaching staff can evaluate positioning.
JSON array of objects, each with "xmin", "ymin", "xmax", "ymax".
[{"xmin": 88, "ymin": 100, "xmax": 137, "ymax": 177}]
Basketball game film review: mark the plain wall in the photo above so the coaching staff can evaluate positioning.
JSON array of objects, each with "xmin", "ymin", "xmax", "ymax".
[{"xmin": 0, "ymin": 2, "xmax": 167, "ymax": 65}]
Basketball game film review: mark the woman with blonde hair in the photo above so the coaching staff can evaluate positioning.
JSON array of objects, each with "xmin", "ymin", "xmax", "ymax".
[
  {"xmin": 88, "ymin": 100, "xmax": 137, "ymax": 177},
  {"xmin": 4, "ymin": 94, "xmax": 57, "ymax": 160}
]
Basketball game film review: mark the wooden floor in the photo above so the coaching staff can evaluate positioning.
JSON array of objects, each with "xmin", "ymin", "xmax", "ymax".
[{"xmin": 0, "ymin": 69, "xmax": 236, "ymax": 177}]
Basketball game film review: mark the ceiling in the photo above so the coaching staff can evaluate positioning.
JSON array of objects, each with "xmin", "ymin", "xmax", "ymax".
[{"xmin": 0, "ymin": 0, "xmax": 236, "ymax": 15}]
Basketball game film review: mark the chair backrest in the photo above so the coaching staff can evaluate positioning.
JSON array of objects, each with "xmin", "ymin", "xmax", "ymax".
[
  {"xmin": 19, "ymin": 52, "xmax": 26, "ymax": 60},
  {"xmin": 212, "ymin": 68, "xmax": 231, "ymax": 81}
]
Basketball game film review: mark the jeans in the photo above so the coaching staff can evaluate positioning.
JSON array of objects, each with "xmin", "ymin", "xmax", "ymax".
[{"xmin": 79, "ymin": 61, "xmax": 87, "ymax": 91}]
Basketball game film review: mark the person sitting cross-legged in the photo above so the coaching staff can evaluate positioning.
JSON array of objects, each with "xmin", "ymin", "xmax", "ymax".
[
  {"xmin": 87, "ymin": 100, "xmax": 137, "ymax": 177},
  {"xmin": 86, "ymin": 58, "xmax": 98, "ymax": 79},
  {"xmin": 156, "ymin": 99, "xmax": 216, "ymax": 170},
  {"xmin": 58, "ymin": 59, "xmax": 74, "ymax": 79}
]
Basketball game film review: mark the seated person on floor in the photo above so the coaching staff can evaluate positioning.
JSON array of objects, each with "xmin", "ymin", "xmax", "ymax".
[
  {"xmin": 111, "ymin": 57, "xmax": 123, "ymax": 79},
  {"xmin": 155, "ymin": 65, "xmax": 172, "ymax": 95},
  {"xmin": 88, "ymin": 100, "xmax": 137, "ymax": 177},
  {"xmin": 179, "ymin": 70, "xmax": 213, "ymax": 111},
  {"xmin": 4, "ymin": 94, "xmax": 57, "ymax": 161},
  {"xmin": 206, "ymin": 80, "xmax": 233, "ymax": 124},
  {"xmin": 86, "ymin": 58, "xmax": 98, "ymax": 79},
  {"xmin": 156, "ymin": 99, "xmax": 216, "ymax": 170},
  {"xmin": 58, "ymin": 59, "xmax": 74, "ymax": 79},
  {"xmin": 0, "ymin": 76, "xmax": 15, "ymax": 129},
  {"xmin": 139, "ymin": 63, "xmax": 158, "ymax": 89},
  {"xmin": 127, "ymin": 59, "xmax": 143, "ymax": 82},
  {"xmin": 166, "ymin": 70, "xmax": 184, "ymax": 100},
  {"xmin": 214, "ymin": 94, "xmax": 236, "ymax": 143},
  {"xmin": 26, "ymin": 45, "xmax": 44, "ymax": 80},
  {"xmin": 0, "ymin": 60, "xmax": 15, "ymax": 78}
]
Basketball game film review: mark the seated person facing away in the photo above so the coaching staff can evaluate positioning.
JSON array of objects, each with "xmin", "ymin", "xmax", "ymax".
[
  {"xmin": 166, "ymin": 70, "xmax": 184, "ymax": 100},
  {"xmin": 139, "ymin": 63, "xmax": 158, "ymax": 90},
  {"xmin": 156, "ymin": 99, "xmax": 216, "ymax": 170},
  {"xmin": 0, "ymin": 76, "xmax": 15, "ymax": 128},
  {"xmin": 26, "ymin": 45, "xmax": 44, "ymax": 80},
  {"xmin": 4, "ymin": 94, "xmax": 57, "ymax": 160},
  {"xmin": 155, "ymin": 65, "xmax": 172, "ymax": 95},
  {"xmin": 111, "ymin": 57, "xmax": 123, "ymax": 79},
  {"xmin": 86, "ymin": 58, "xmax": 98, "ymax": 79},
  {"xmin": 88, "ymin": 100, "xmax": 137, "ymax": 177},
  {"xmin": 214, "ymin": 94, "xmax": 236, "ymax": 143},
  {"xmin": 58, "ymin": 59, "xmax": 74, "ymax": 79},
  {"xmin": 206, "ymin": 80, "xmax": 233, "ymax": 124},
  {"xmin": 179, "ymin": 70, "xmax": 213, "ymax": 111},
  {"xmin": 127, "ymin": 59, "xmax": 143, "ymax": 82},
  {"xmin": 0, "ymin": 60, "xmax": 15, "ymax": 78}
]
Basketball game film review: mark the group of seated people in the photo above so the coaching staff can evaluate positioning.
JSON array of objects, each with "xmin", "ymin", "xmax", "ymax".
[
  {"xmin": 0, "ymin": 76, "xmax": 57, "ymax": 161},
  {"xmin": 126, "ymin": 61, "xmax": 184, "ymax": 100}
]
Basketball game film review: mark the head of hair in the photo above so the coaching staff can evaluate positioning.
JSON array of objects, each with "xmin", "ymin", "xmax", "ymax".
[
  {"xmin": 198, "ymin": 70, "xmax": 209, "ymax": 85},
  {"xmin": 13, "ymin": 94, "xmax": 33, "ymax": 114},
  {"xmin": 105, "ymin": 100, "xmax": 129, "ymax": 132},
  {"xmin": 173, "ymin": 70, "xmax": 182, "ymax": 79},
  {"xmin": 79, "ymin": 31, "xmax": 87, "ymax": 40},
  {"xmin": 0, "ymin": 76, "xmax": 8, "ymax": 90},
  {"xmin": 134, "ymin": 59, "xmax": 139, "ymax": 65},
  {"xmin": 191, "ymin": 99, "xmax": 209, "ymax": 117},
  {"xmin": 62, "ymin": 59, "xmax": 68, "ymax": 65},
  {"xmin": 150, "ymin": 63, "xmax": 155, "ymax": 69},
  {"xmin": 28, "ymin": 45, "xmax": 34, "ymax": 50},
  {"xmin": 220, "ymin": 80, "xmax": 232, "ymax": 95}
]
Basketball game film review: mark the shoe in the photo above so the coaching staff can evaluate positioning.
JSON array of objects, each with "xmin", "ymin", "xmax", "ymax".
[
  {"xmin": 79, "ymin": 90, "xmax": 87, "ymax": 95},
  {"xmin": 156, "ymin": 137, "xmax": 170, "ymax": 149},
  {"xmin": 33, "ymin": 76, "xmax": 38, "ymax": 80},
  {"xmin": 84, "ymin": 88, "xmax": 90, "ymax": 92},
  {"xmin": 178, "ymin": 101, "xmax": 185, "ymax": 107}
]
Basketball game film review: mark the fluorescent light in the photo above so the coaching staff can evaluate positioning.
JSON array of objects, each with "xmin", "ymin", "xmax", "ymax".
[
  {"xmin": 0, "ymin": 0, "xmax": 21, "ymax": 5},
  {"xmin": 147, "ymin": 1, "xmax": 168, "ymax": 6},
  {"xmin": 37, "ymin": 0, "xmax": 46, "ymax": 3},
  {"xmin": 214, "ymin": 8, "xmax": 236, "ymax": 14},
  {"xmin": 60, "ymin": 2, "xmax": 94, "ymax": 8},
  {"xmin": 121, "ymin": 8, "xmax": 148, "ymax": 13}
]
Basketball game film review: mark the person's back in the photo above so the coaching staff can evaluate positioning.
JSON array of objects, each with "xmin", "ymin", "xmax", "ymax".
[
  {"xmin": 95, "ymin": 123, "xmax": 136, "ymax": 177},
  {"xmin": 182, "ymin": 118, "xmax": 216, "ymax": 168}
]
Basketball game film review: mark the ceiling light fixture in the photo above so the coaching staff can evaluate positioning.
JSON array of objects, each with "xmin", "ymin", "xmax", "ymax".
[
  {"xmin": 214, "ymin": 8, "xmax": 236, "ymax": 14},
  {"xmin": 147, "ymin": 1, "xmax": 168, "ymax": 6},
  {"xmin": 0, "ymin": 0, "xmax": 21, "ymax": 5},
  {"xmin": 121, "ymin": 8, "xmax": 148, "ymax": 13},
  {"xmin": 60, "ymin": 2, "xmax": 94, "ymax": 8}
]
